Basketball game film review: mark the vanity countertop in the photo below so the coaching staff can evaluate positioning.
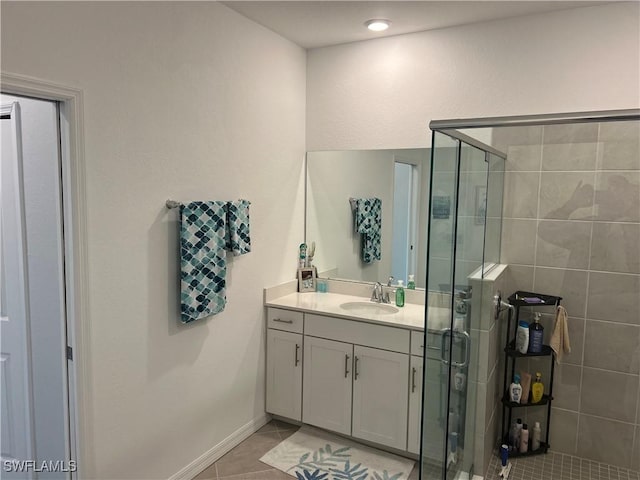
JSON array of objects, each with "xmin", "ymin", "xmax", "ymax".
[{"xmin": 265, "ymin": 291, "xmax": 449, "ymax": 331}]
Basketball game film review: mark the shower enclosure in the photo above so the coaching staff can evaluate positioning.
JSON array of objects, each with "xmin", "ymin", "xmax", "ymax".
[
  {"xmin": 421, "ymin": 128, "xmax": 505, "ymax": 479},
  {"xmin": 421, "ymin": 110, "xmax": 640, "ymax": 480}
]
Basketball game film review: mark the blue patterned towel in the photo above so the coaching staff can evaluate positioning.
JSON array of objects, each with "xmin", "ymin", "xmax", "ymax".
[
  {"xmin": 180, "ymin": 201, "xmax": 228, "ymax": 323},
  {"xmin": 226, "ymin": 199, "xmax": 251, "ymax": 256},
  {"xmin": 355, "ymin": 198, "xmax": 382, "ymax": 263}
]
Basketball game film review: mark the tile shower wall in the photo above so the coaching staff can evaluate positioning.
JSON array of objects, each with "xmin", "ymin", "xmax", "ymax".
[{"xmin": 495, "ymin": 121, "xmax": 640, "ymax": 470}]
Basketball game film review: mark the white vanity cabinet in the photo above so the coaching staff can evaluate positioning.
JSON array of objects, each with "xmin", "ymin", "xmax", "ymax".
[
  {"xmin": 351, "ymin": 345, "xmax": 409, "ymax": 450},
  {"xmin": 302, "ymin": 336, "xmax": 353, "ymax": 435},
  {"xmin": 265, "ymin": 309, "xmax": 303, "ymax": 421}
]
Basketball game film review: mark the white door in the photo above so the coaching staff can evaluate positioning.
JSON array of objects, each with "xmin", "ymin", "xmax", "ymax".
[
  {"xmin": 266, "ymin": 329, "xmax": 302, "ymax": 421},
  {"xmin": 1, "ymin": 102, "xmax": 34, "ymax": 478},
  {"xmin": 302, "ymin": 336, "xmax": 352, "ymax": 436},
  {"xmin": 352, "ymin": 345, "xmax": 409, "ymax": 450},
  {"xmin": 407, "ymin": 355, "xmax": 423, "ymax": 454}
]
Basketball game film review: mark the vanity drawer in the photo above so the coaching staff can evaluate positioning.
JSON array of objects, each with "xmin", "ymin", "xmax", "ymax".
[
  {"xmin": 305, "ymin": 313, "xmax": 410, "ymax": 354},
  {"xmin": 267, "ymin": 308, "xmax": 304, "ymax": 333},
  {"xmin": 410, "ymin": 330, "xmax": 425, "ymax": 357}
]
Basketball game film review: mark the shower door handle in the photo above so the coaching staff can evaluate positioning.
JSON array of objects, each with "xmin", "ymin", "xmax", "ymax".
[{"xmin": 440, "ymin": 328, "xmax": 471, "ymax": 369}]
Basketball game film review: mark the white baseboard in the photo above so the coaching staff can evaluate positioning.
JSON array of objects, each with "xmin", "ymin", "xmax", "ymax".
[{"xmin": 169, "ymin": 413, "xmax": 271, "ymax": 480}]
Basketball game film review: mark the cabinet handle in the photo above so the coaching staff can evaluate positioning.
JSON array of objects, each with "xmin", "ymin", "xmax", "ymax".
[
  {"xmin": 412, "ymin": 367, "xmax": 417, "ymax": 393},
  {"xmin": 354, "ymin": 356, "xmax": 360, "ymax": 380},
  {"xmin": 344, "ymin": 354, "xmax": 350, "ymax": 378},
  {"xmin": 294, "ymin": 344, "xmax": 300, "ymax": 366},
  {"xmin": 273, "ymin": 318, "xmax": 293, "ymax": 324}
]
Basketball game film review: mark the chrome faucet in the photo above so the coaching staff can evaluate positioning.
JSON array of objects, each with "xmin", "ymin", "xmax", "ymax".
[{"xmin": 371, "ymin": 279, "xmax": 393, "ymax": 304}]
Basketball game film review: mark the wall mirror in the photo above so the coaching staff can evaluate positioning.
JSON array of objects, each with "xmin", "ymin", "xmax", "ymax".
[{"xmin": 305, "ymin": 149, "xmax": 430, "ymax": 289}]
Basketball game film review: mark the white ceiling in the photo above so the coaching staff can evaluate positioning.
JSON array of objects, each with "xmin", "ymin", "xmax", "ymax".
[{"xmin": 223, "ymin": 1, "xmax": 606, "ymax": 49}]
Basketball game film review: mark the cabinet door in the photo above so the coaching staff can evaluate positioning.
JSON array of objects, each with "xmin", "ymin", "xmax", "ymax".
[
  {"xmin": 352, "ymin": 345, "xmax": 409, "ymax": 450},
  {"xmin": 407, "ymin": 355, "xmax": 423, "ymax": 454},
  {"xmin": 302, "ymin": 336, "xmax": 353, "ymax": 436},
  {"xmin": 266, "ymin": 329, "xmax": 303, "ymax": 421}
]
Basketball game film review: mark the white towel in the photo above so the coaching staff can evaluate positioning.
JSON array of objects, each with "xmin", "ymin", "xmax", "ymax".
[{"xmin": 550, "ymin": 305, "xmax": 571, "ymax": 363}]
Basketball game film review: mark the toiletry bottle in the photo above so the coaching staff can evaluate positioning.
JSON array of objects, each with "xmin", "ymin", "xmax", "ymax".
[
  {"xmin": 520, "ymin": 424, "xmax": 529, "ymax": 453},
  {"xmin": 532, "ymin": 421, "xmax": 541, "ymax": 451},
  {"xmin": 528, "ymin": 313, "xmax": 544, "ymax": 354},
  {"xmin": 509, "ymin": 373, "xmax": 523, "ymax": 404},
  {"xmin": 407, "ymin": 275, "xmax": 416, "ymax": 290},
  {"xmin": 509, "ymin": 421, "xmax": 518, "ymax": 451},
  {"xmin": 395, "ymin": 280, "xmax": 405, "ymax": 307},
  {"xmin": 515, "ymin": 418, "xmax": 523, "ymax": 451},
  {"xmin": 516, "ymin": 321, "xmax": 530, "ymax": 354},
  {"xmin": 531, "ymin": 372, "xmax": 544, "ymax": 403}
]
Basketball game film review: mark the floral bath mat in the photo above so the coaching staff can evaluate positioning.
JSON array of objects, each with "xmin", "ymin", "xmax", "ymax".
[{"xmin": 259, "ymin": 426, "xmax": 415, "ymax": 480}]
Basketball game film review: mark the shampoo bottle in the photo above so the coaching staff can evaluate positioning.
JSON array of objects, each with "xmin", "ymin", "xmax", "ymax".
[
  {"xmin": 407, "ymin": 275, "xmax": 416, "ymax": 290},
  {"xmin": 520, "ymin": 424, "xmax": 530, "ymax": 453},
  {"xmin": 531, "ymin": 372, "xmax": 544, "ymax": 403},
  {"xmin": 515, "ymin": 419, "xmax": 523, "ymax": 451},
  {"xmin": 509, "ymin": 373, "xmax": 523, "ymax": 404},
  {"xmin": 516, "ymin": 321, "xmax": 530, "ymax": 354},
  {"xmin": 395, "ymin": 280, "xmax": 405, "ymax": 307},
  {"xmin": 528, "ymin": 313, "xmax": 544, "ymax": 354},
  {"xmin": 532, "ymin": 422, "xmax": 541, "ymax": 451}
]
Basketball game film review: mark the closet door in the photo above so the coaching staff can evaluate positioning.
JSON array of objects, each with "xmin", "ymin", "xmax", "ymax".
[{"xmin": 302, "ymin": 336, "xmax": 353, "ymax": 436}]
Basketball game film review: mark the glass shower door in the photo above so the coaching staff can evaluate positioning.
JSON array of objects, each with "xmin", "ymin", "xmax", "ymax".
[{"xmin": 421, "ymin": 131, "xmax": 495, "ymax": 479}]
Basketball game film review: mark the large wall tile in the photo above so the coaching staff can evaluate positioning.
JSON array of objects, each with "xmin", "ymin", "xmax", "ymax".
[
  {"xmin": 587, "ymin": 272, "xmax": 640, "ymax": 325},
  {"xmin": 594, "ymin": 171, "xmax": 640, "ymax": 222},
  {"xmin": 633, "ymin": 425, "xmax": 640, "ymax": 471},
  {"xmin": 505, "ymin": 145, "xmax": 542, "ymax": 172},
  {"xmin": 500, "ymin": 219, "xmax": 537, "ymax": 265},
  {"xmin": 553, "ymin": 364, "xmax": 582, "ymax": 411},
  {"xmin": 577, "ymin": 414, "xmax": 635, "ymax": 468},
  {"xmin": 590, "ymin": 222, "xmax": 640, "ymax": 274},
  {"xmin": 535, "ymin": 221, "xmax": 592, "ymax": 270},
  {"xmin": 549, "ymin": 408, "xmax": 578, "ymax": 455},
  {"xmin": 544, "ymin": 123, "xmax": 599, "ymax": 145},
  {"xmin": 538, "ymin": 172, "xmax": 595, "ymax": 220},
  {"xmin": 532, "ymin": 268, "xmax": 588, "ymax": 319},
  {"xmin": 542, "ymin": 143, "xmax": 597, "ymax": 171},
  {"xmin": 598, "ymin": 121, "xmax": 640, "ymax": 171},
  {"xmin": 584, "ymin": 320, "xmax": 640, "ymax": 374},
  {"xmin": 502, "ymin": 172, "xmax": 540, "ymax": 219},
  {"xmin": 580, "ymin": 368, "xmax": 638, "ymax": 422}
]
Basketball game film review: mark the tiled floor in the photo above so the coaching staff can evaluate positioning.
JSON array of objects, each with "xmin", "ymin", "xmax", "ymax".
[
  {"xmin": 194, "ymin": 420, "xmax": 418, "ymax": 480},
  {"xmin": 485, "ymin": 451, "xmax": 640, "ymax": 480}
]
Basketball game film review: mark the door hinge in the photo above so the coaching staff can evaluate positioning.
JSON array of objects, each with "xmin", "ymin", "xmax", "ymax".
[{"xmin": 66, "ymin": 346, "xmax": 73, "ymax": 361}]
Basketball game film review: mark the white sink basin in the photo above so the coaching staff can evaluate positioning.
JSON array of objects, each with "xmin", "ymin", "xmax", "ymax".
[{"xmin": 339, "ymin": 301, "xmax": 399, "ymax": 315}]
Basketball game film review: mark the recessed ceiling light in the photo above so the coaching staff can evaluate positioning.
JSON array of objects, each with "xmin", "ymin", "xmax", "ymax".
[{"xmin": 365, "ymin": 19, "xmax": 391, "ymax": 32}]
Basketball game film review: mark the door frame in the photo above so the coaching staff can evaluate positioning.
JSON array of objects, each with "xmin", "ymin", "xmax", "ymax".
[{"xmin": 1, "ymin": 72, "xmax": 91, "ymax": 478}]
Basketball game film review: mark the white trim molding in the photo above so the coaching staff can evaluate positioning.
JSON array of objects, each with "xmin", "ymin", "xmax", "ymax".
[
  {"xmin": 169, "ymin": 414, "xmax": 271, "ymax": 480},
  {"xmin": 1, "ymin": 72, "xmax": 92, "ymax": 478}
]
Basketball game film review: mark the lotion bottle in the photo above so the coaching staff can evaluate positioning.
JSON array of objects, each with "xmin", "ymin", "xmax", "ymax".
[
  {"xmin": 531, "ymin": 372, "xmax": 544, "ymax": 403},
  {"xmin": 532, "ymin": 422, "xmax": 541, "ymax": 451},
  {"xmin": 516, "ymin": 321, "xmax": 530, "ymax": 354},
  {"xmin": 510, "ymin": 373, "xmax": 523, "ymax": 404},
  {"xmin": 528, "ymin": 313, "xmax": 544, "ymax": 354},
  {"xmin": 395, "ymin": 280, "xmax": 405, "ymax": 307},
  {"xmin": 520, "ymin": 424, "xmax": 529, "ymax": 453}
]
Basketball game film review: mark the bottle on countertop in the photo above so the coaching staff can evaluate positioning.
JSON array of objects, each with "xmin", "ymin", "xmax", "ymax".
[
  {"xmin": 520, "ymin": 424, "xmax": 530, "ymax": 453},
  {"xmin": 407, "ymin": 274, "xmax": 416, "ymax": 290},
  {"xmin": 395, "ymin": 280, "xmax": 405, "ymax": 307},
  {"xmin": 528, "ymin": 312, "xmax": 544, "ymax": 354},
  {"xmin": 531, "ymin": 372, "xmax": 545, "ymax": 403},
  {"xmin": 532, "ymin": 422, "xmax": 541, "ymax": 451},
  {"xmin": 509, "ymin": 373, "xmax": 523, "ymax": 404}
]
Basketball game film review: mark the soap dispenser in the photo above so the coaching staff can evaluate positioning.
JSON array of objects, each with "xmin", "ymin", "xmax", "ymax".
[
  {"xmin": 407, "ymin": 275, "xmax": 416, "ymax": 290},
  {"xmin": 395, "ymin": 280, "xmax": 405, "ymax": 307}
]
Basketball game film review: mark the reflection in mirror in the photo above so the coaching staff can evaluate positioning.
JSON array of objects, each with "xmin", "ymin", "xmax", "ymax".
[{"xmin": 306, "ymin": 149, "xmax": 430, "ymax": 288}]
